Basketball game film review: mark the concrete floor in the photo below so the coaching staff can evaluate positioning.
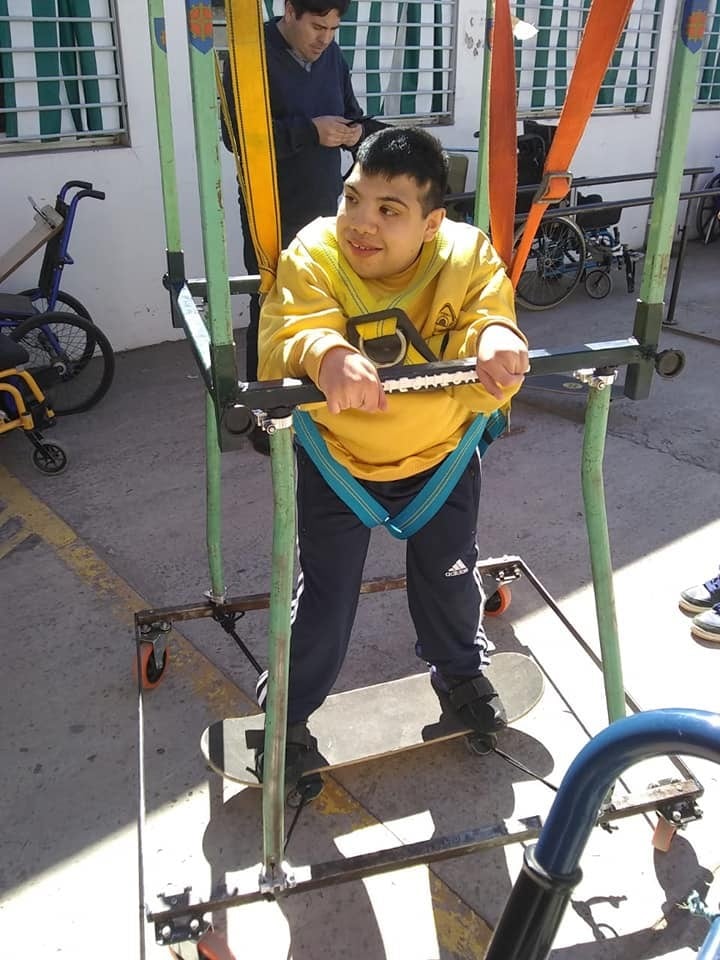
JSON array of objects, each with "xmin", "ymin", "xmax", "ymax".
[{"xmin": 1, "ymin": 238, "xmax": 719, "ymax": 959}]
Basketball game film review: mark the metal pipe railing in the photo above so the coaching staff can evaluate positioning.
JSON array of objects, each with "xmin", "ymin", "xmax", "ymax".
[{"xmin": 486, "ymin": 709, "xmax": 720, "ymax": 960}]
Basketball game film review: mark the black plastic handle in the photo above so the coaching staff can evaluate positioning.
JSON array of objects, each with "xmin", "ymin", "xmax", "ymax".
[{"xmin": 76, "ymin": 189, "xmax": 106, "ymax": 201}]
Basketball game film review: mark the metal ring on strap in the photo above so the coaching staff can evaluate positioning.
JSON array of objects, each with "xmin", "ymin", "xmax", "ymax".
[{"xmin": 357, "ymin": 329, "xmax": 408, "ymax": 368}]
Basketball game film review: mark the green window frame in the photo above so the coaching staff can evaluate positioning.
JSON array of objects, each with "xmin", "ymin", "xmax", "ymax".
[
  {"xmin": 697, "ymin": 0, "xmax": 720, "ymax": 106},
  {"xmin": 0, "ymin": 0, "xmax": 127, "ymax": 153},
  {"xmin": 213, "ymin": 0, "xmax": 457, "ymax": 124},
  {"xmin": 514, "ymin": 0, "xmax": 662, "ymax": 117}
]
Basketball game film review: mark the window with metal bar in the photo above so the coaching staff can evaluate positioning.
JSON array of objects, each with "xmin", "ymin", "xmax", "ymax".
[
  {"xmin": 697, "ymin": 0, "xmax": 720, "ymax": 106},
  {"xmin": 0, "ymin": 0, "xmax": 127, "ymax": 153},
  {"xmin": 212, "ymin": 0, "xmax": 457, "ymax": 124},
  {"xmin": 514, "ymin": 0, "xmax": 662, "ymax": 116}
]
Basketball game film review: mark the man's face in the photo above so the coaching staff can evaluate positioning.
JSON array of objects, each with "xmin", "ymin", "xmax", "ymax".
[
  {"xmin": 336, "ymin": 167, "xmax": 445, "ymax": 280},
  {"xmin": 282, "ymin": 3, "xmax": 341, "ymax": 62}
]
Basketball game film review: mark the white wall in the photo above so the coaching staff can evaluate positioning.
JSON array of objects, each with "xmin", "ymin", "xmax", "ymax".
[
  {"xmin": 1, "ymin": 0, "xmax": 247, "ymax": 354},
  {"xmin": 1, "ymin": 0, "xmax": 716, "ymax": 354}
]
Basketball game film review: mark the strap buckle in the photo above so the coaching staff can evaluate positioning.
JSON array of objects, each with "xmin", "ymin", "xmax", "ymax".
[
  {"xmin": 532, "ymin": 170, "xmax": 573, "ymax": 205},
  {"xmin": 346, "ymin": 308, "xmax": 438, "ymax": 369}
]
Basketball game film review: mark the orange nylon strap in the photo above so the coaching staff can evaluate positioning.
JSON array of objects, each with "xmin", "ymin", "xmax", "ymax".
[
  {"xmin": 509, "ymin": 0, "xmax": 635, "ymax": 287},
  {"xmin": 224, "ymin": 0, "xmax": 281, "ymax": 293},
  {"xmin": 488, "ymin": 0, "xmax": 518, "ymax": 268}
]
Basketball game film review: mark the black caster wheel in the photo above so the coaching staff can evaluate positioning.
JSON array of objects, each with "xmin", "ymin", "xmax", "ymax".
[
  {"xmin": 465, "ymin": 732, "xmax": 497, "ymax": 756},
  {"xmin": 584, "ymin": 268, "xmax": 612, "ymax": 299},
  {"xmin": 31, "ymin": 440, "xmax": 68, "ymax": 475}
]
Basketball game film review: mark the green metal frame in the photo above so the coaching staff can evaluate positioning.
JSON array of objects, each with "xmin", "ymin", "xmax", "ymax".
[{"xmin": 144, "ymin": 0, "xmax": 707, "ymax": 894}]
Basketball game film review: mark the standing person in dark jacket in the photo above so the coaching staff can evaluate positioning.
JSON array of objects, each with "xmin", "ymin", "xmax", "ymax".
[{"xmin": 221, "ymin": 0, "xmax": 371, "ymax": 453}]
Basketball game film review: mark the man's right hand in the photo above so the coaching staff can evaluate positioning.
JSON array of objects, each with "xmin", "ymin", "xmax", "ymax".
[
  {"xmin": 317, "ymin": 347, "xmax": 388, "ymax": 414},
  {"xmin": 312, "ymin": 116, "xmax": 361, "ymax": 148}
]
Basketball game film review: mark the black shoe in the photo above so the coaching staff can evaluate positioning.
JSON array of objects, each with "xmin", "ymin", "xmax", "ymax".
[
  {"xmin": 251, "ymin": 721, "xmax": 322, "ymax": 785},
  {"xmin": 250, "ymin": 425, "xmax": 270, "ymax": 456},
  {"xmin": 430, "ymin": 666, "xmax": 507, "ymax": 733},
  {"xmin": 680, "ymin": 569, "xmax": 720, "ymax": 614}
]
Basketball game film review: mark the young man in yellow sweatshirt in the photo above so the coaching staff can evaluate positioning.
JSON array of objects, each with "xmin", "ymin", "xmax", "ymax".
[{"xmin": 258, "ymin": 127, "xmax": 528, "ymax": 780}]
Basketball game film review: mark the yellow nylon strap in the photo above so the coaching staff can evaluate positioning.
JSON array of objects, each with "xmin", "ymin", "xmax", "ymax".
[
  {"xmin": 425, "ymin": 333, "xmax": 446, "ymax": 358},
  {"xmin": 224, "ymin": 0, "xmax": 281, "ymax": 294},
  {"xmin": 355, "ymin": 317, "xmax": 398, "ymax": 341},
  {"xmin": 488, "ymin": 0, "xmax": 518, "ymax": 268}
]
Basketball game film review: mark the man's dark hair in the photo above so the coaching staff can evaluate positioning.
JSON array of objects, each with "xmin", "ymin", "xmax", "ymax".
[
  {"xmin": 354, "ymin": 127, "xmax": 449, "ymax": 216},
  {"xmin": 288, "ymin": 0, "xmax": 351, "ymax": 16}
]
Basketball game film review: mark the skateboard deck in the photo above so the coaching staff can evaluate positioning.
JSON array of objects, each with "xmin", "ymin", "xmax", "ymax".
[{"xmin": 201, "ymin": 652, "xmax": 543, "ymax": 787}]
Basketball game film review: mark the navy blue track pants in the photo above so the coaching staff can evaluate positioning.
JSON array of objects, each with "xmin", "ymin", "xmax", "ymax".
[{"xmin": 280, "ymin": 445, "xmax": 490, "ymax": 724}]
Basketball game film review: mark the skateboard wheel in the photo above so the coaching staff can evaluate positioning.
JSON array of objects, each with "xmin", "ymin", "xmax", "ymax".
[
  {"xmin": 465, "ymin": 733, "xmax": 497, "ymax": 756},
  {"xmin": 485, "ymin": 584, "xmax": 511, "ymax": 617},
  {"xmin": 134, "ymin": 642, "xmax": 169, "ymax": 690}
]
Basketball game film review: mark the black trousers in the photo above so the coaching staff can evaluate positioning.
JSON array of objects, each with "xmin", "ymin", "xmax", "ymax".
[{"xmin": 284, "ymin": 445, "xmax": 489, "ymax": 723}]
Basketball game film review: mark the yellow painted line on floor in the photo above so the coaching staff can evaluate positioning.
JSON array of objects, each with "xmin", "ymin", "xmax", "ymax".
[
  {"xmin": 0, "ymin": 465, "xmax": 244, "ymax": 716},
  {"xmin": 0, "ymin": 525, "xmax": 33, "ymax": 560},
  {"xmin": 0, "ymin": 464, "xmax": 494, "ymax": 955},
  {"xmin": 0, "ymin": 504, "xmax": 33, "ymax": 560}
]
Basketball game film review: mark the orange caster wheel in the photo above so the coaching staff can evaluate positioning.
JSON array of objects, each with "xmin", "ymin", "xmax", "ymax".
[
  {"xmin": 134, "ymin": 641, "xmax": 169, "ymax": 690},
  {"xmin": 169, "ymin": 931, "xmax": 236, "ymax": 959},
  {"xmin": 485, "ymin": 584, "xmax": 511, "ymax": 617},
  {"xmin": 652, "ymin": 814, "xmax": 677, "ymax": 852}
]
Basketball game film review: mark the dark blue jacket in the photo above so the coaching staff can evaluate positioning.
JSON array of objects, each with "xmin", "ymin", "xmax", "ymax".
[{"xmin": 222, "ymin": 18, "xmax": 363, "ymax": 244}]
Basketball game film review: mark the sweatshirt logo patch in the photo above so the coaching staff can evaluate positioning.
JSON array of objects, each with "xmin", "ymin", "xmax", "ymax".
[{"xmin": 434, "ymin": 303, "xmax": 457, "ymax": 332}]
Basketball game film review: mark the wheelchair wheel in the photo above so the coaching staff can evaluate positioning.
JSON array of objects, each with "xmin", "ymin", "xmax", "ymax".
[
  {"xmin": 10, "ymin": 312, "xmax": 114, "ymax": 415},
  {"xmin": 31, "ymin": 441, "xmax": 68, "ymax": 475},
  {"xmin": 515, "ymin": 216, "xmax": 586, "ymax": 310},
  {"xmin": 695, "ymin": 173, "xmax": 720, "ymax": 245},
  {"xmin": 18, "ymin": 288, "xmax": 93, "ymax": 322}
]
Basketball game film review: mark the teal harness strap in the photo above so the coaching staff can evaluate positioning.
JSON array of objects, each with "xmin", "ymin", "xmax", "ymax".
[{"xmin": 293, "ymin": 409, "xmax": 506, "ymax": 540}]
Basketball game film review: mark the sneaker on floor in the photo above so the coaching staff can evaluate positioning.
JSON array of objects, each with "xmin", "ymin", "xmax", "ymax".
[
  {"xmin": 430, "ymin": 665, "xmax": 507, "ymax": 733},
  {"xmin": 679, "ymin": 569, "xmax": 720, "ymax": 614},
  {"xmin": 691, "ymin": 603, "xmax": 720, "ymax": 643}
]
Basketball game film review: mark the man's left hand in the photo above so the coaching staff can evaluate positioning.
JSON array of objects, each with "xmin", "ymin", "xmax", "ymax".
[
  {"xmin": 475, "ymin": 325, "xmax": 529, "ymax": 402},
  {"xmin": 343, "ymin": 121, "xmax": 363, "ymax": 148}
]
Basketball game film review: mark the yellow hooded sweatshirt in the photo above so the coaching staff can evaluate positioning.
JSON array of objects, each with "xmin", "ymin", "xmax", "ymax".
[{"xmin": 258, "ymin": 216, "xmax": 525, "ymax": 482}]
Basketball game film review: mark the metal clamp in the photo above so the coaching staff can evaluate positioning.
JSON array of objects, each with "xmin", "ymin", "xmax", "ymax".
[
  {"xmin": 138, "ymin": 619, "xmax": 171, "ymax": 664},
  {"xmin": 154, "ymin": 888, "xmax": 208, "ymax": 945},
  {"xmin": 259, "ymin": 860, "xmax": 296, "ymax": 895},
  {"xmin": 266, "ymin": 414, "xmax": 294, "ymax": 434},
  {"xmin": 656, "ymin": 793, "xmax": 703, "ymax": 830},
  {"xmin": 649, "ymin": 776, "xmax": 704, "ymax": 831},
  {"xmin": 573, "ymin": 367, "xmax": 617, "ymax": 390}
]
